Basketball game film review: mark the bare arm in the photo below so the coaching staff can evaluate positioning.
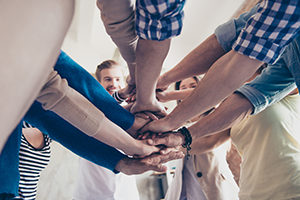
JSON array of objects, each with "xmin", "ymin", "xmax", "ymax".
[
  {"xmin": 188, "ymin": 92, "xmax": 253, "ymax": 139},
  {"xmin": 142, "ymin": 91, "xmax": 254, "ymax": 141},
  {"xmin": 144, "ymin": 93, "xmax": 252, "ymax": 151},
  {"xmin": 142, "ymin": 52, "xmax": 260, "ymax": 133},
  {"xmin": 157, "ymin": 34, "xmax": 226, "ymax": 90},
  {"xmin": 156, "ymin": 89, "xmax": 194, "ymax": 102},
  {"xmin": 165, "ymin": 51, "xmax": 261, "ymax": 131},
  {"xmin": 189, "ymin": 130, "xmax": 230, "ymax": 154}
]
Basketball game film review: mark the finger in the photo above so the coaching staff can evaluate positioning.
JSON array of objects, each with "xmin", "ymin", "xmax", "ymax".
[
  {"xmin": 148, "ymin": 164, "xmax": 167, "ymax": 173},
  {"xmin": 135, "ymin": 112, "xmax": 149, "ymax": 120},
  {"xmin": 144, "ymin": 111, "xmax": 159, "ymax": 121},
  {"xmin": 140, "ymin": 122, "xmax": 153, "ymax": 133},
  {"xmin": 159, "ymin": 151, "xmax": 185, "ymax": 163},
  {"xmin": 154, "ymin": 110, "xmax": 168, "ymax": 118},
  {"xmin": 152, "ymin": 136, "xmax": 170, "ymax": 146},
  {"xmin": 160, "ymin": 147, "xmax": 176, "ymax": 155},
  {"xmin": 141, "ymin": 132, "xmax": 151, "ymax": 140}
]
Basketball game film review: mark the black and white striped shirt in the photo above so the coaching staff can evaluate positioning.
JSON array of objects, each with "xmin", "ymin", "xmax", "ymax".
[{"xmin": 15, "ymin": 122, "xmax": 51, "ymax": 200}]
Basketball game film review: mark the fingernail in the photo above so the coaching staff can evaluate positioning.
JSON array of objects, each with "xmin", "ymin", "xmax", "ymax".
[{"xmin": 148, "ymin": 139, "xmax": 153, "ymax": 145}]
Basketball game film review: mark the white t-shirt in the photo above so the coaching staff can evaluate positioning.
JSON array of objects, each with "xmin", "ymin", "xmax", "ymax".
[{"xmin": 73, "ymin": 158, "xmax": 139, "ymax": 200}]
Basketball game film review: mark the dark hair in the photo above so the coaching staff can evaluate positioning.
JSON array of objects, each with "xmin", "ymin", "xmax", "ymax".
[
  {"xmin": 175, "ymin": 76, "xmax": 199, "ymax": 104},
  {"xmin": 95, "ymin": 60, "xmax": 119, "ymax": 81},
  {"xmin": 175, "ymin": 76, "xmax": 199, "ymax": 91}
]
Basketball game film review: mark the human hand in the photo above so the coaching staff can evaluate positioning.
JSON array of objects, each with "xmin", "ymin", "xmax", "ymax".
[
  {"xmin": 115, "ymin": 150, "xmax": 184, "ymax": 175},
  {"xmin": 130, "ymin": 99, "xmax": 167, "ymax": 118},
  {"xmin": 131, "ymin": 139, "xmax": 161, "ymax": 157},
  {"xmin": 156, "ymin": 90, "xmax": 170, "ymax": 102},
  {"xmin": 126, "ymin": 112, "xmax": 158, "ymax": 138},
  {"xmin": 156, "ymin": 75, "xmax": 170, "ymax": 91},
  {"xmin": 118, "ymin": 83, "xmax": 136, "ymax": 100},
  {"xmin": 140, "ymin": 118, "xmax": 174, "ymax": 134},
  {"xmin": 145, "ymin": 131, "xmax": 185, "ymax": 148}
]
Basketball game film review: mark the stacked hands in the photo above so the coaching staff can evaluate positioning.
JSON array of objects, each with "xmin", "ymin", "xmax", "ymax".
[{"xmin": 116, "ymin": 77, "xmax": 190, "ymax": 175}]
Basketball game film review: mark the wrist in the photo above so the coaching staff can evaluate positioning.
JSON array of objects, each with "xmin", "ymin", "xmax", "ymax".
[
  {"xmin": 116, "ymin": 90, "xmax": 127, "ymax": 100},
  {"xmin": 163, "ymin": 115, "xmax": 179, "ymax": 131},
  {"xmin": 158, "ymin": 74, "xmax": 170, "ymax": 89},
  {"xmin": 178, "ymin": 127, "xmax": 192, "ymax": 158},
  {"xmin": 115, "ymin": 157, "xmax": 129, "ymax": 174}
]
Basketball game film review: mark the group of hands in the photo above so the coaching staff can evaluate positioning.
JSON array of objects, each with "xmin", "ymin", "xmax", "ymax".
[{"xmin": 115, "ymin": 77, "xmax": 188, "ymax": 175}]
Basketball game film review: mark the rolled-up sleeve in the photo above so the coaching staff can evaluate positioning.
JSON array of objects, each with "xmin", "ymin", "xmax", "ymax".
[
  {"xmin": 236, "ymin": 55, "xmax": 296, "ymax": 114},
  {"xmin": 232, "ymin": 0, "xmax": 300, "ymax": 64},
  {"xmin": 215, "ymin": 4, "xmax": 259, "ymax": 52},
  {"xmin": 37, "ymin": 70, "xmax": 106, "ymax": 137},
  {"xmin": 136, "ymin": 0, "xmax": 185, "ymax": 41}
]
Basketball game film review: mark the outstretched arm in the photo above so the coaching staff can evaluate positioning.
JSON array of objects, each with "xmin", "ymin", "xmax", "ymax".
[
  {"xmin": 163, "ymin": 51, "xmax": 261, "ymax": 131},
  {"xmin": 157, "ymin": 34, "xmax": 226, "ymax": 90},
  {"xmin": 188, "ymin": 93, "xmax": 253, "ymax": 139},
  {"xmin": 156, "ymin": 88, "xmax": 194, "ymax": 102}
]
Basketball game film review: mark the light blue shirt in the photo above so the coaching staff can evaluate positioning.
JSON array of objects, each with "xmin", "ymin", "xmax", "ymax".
[{"xmin": 214, "ymin": 4, "xmax": 298, "ymax": 114}]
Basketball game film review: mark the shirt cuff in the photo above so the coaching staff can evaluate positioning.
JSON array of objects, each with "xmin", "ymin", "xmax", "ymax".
[
  {"xmin": 135, "ymin": 0, "xmax": 185, "ymax": 41},
  {"xmin": 215, "ymin": 20, "xmax": 237, "ymax": 52},
  {"xmin": 236, "ymin": 85, "xmax": 269, "ymax": 115}
]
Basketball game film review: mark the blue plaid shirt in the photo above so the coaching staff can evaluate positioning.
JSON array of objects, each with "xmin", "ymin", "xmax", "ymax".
[
  {"xmin": 215, "ymin": 3, "xmax": 298, "ymax": 115},
  {"xmin": 233, "ymin": 0, "xmax": 300, "ymax": 64},
  {"xmin": 136, "ymin": 0, "xmax": 185, "ymax": 41}
]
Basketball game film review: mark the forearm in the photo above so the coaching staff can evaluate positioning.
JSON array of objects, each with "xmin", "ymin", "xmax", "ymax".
[
  {"xmin": 189, "ymin": 130, "xmax": 230, "ymax": 154},
  {"xmin": 189, "ymin": 93, "xmax": 253, "ymax": 139},
  {"xmin": 159, "ymin": 34, "xmax": 226, "ymax": 87},
  {"xmin": 136, "ymin": 39, "xmax": 170, "ymax": 103},
  {"xmin": 165, "ymin": 51, "xmax": 261, "ymax": 129},
  {"xmin": 158, "ymin": 89, "xmax": 194, "ymax": 102},
  {"xmin": 93, "ymin": 117, "xmax": 142, "ymax": 156}
]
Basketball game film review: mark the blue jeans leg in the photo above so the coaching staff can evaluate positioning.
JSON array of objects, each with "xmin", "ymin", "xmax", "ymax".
[{"xmin": 0, "ymin": 122, "xmax": 22, "ymax": 196}]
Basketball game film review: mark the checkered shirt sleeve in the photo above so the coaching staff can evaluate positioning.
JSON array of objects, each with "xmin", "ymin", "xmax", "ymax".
[
  {"xmin": 136, "ymin": 0, "xmax": 185, "ymax": 41},
  {"xmin": 233, "ymin": 0, "xmax": 300, "ymax": 64}
]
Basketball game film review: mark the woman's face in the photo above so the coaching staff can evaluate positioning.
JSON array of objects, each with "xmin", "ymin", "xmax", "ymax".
[{"xmin": 179, "ymin": 77, "xmax": 198, "ymax": 90}]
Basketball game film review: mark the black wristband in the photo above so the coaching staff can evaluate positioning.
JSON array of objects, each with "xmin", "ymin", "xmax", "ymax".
[{"xmin": 178, "ymin": 126, "xmax": 192, "ymax": 158}]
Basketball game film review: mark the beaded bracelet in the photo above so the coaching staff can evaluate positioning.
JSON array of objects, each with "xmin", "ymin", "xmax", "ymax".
[{"xmin": 178, "ymin": 126, "xmax": 192, "ymax": 159}]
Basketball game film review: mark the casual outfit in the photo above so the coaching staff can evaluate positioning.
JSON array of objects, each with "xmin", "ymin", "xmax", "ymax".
[
  {"xmin": 97, "ymin": 0, "xmax": 185, "ymax": 75},
  {"xmin": 135, "ymin": 0, "xmax": 185, "ymax": 41},
  {"xmin": 165, "ymin": 123, "xmax": 239, "ymax": 200},
  {"xmin": 215, "ymin": 3, "xmax": 300, "ymax": 199},
  {"xmin": 231, "ymin": 95, "xmax": 300, "ymax": 200},
  {"xmin": 233, "ymin": 0, "xmax": 300, "ymax": 64},
  {"xmin": 15, "ymin": 122, "xmax": 51, "ymax": 200},
  {"xmin": 1, "ymin": 0, "xmax": 186, "ymax": 197},
  {"xmin": 215, "ymin": 2, "xmax": 299, "ymax": 113},
  {"xmin": 0, "ymin": 51, "xmax": 132, "ymax": 197}
]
